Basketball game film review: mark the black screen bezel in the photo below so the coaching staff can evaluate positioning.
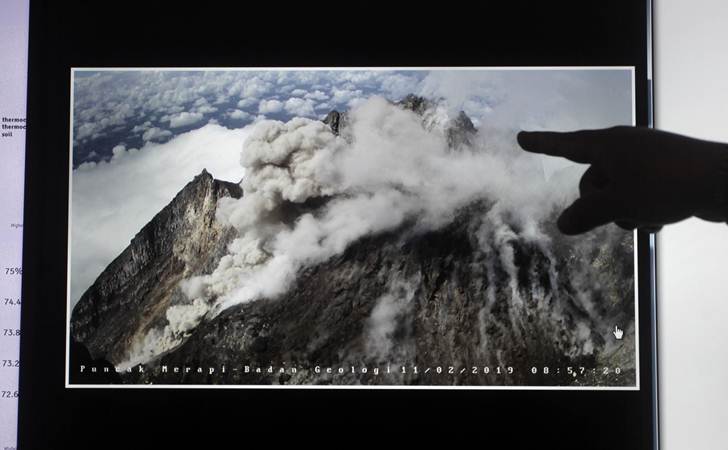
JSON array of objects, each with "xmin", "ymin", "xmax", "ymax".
[{"xmin": 18, "ymin": 2, "xmax": 657, "ymax": 448}]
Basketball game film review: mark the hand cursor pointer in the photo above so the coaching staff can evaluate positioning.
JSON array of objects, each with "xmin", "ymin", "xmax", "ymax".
[{"xmin": 613, "ymin": 326, "xmax": 624, "ymax": 340}]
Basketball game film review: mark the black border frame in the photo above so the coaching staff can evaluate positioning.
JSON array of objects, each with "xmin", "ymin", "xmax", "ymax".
[{"xmin": 18, "ymin": 2, "xmax": 657, "ymax": 448}]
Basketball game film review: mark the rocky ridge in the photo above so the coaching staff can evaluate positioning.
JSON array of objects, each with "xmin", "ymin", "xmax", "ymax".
[{"xmin": 70, "ymin": 170, "xmax": 242, "ymax": 364}]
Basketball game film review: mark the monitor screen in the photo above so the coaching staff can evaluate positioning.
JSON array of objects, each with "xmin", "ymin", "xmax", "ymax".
[
  {"xmin": 67, "ymin": 67, "xmax": 638, "ymax": 390},
  {"xmin": 19, "ymin": 3, "xmax": 657, "ymax": 448}
]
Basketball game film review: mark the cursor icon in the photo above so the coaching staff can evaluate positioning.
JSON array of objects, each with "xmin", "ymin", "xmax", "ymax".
[{"xmin": 613, "ymin": 326, "xmax": 624, "ymax": 340}]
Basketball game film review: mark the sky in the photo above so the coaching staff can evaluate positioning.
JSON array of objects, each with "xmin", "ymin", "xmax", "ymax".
[{"xmin": 69, "ymin": 68, "xmax": 634, "ymax": 306}]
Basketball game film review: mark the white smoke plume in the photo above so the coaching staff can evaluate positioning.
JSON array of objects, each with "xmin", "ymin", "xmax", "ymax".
[
  {"xmin": 209, "ymin": 97, "xmax": 581, "ymax": 306},
  {"xmin": 124, "ymin": 95, "xmax": 588, "ymax": 365},
  {"xmin": 365, "ymin": 278, "xmax": 419, "ymax": 361}
]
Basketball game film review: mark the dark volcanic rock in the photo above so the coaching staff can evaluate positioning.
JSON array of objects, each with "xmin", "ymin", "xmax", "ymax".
[
  {"xmin": 70, "ymin": 170, "xmax": 242, "ymax": 364},
  {"xmin": 398, "ymin": 94, "xmax": 477, "ymax": 148},
  {"xmin": 447, "ymin": 111, "xmax": 477, "ymax": 148},
  {"xmin": 322, "ymin": 110, "xmax": 345, "ymax": 135},
  {"xmin": 398, "ymin": 93, "xmax": 431, "ymax": 115}
]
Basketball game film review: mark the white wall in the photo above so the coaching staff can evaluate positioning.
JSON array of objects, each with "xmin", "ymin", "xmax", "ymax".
[{"xmin": 655, "ymin": 1, "xmax": 728, "ymax": 448}]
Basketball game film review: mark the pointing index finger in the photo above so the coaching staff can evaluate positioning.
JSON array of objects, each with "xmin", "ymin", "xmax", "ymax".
[{"xmin": 517, "ymin": 129, "xmax": 606, "ymax": 164}]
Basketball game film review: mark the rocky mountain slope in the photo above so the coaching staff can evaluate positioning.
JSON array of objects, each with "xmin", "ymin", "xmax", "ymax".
[
  {"xmin": 70, "ymin": 97, "xmax": 635, "ymax": 386},
  {"xmin": 70, "ymin": 171, "xmax": 242, "ymax": 364}
]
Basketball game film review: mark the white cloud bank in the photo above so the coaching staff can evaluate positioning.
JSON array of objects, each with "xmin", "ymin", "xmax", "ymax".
[
  {"xmin": 142, "ymin": 127, "xmax": 172, "ymax": 142},
  {"xmin": 168, "ymin": 111, "xmax": 204, "ymax": 128},
  {"xmin": 72, "ymin": 69, "xmax": 629, "ymax": 162},
  {"xmin": 71, "ymin": 124, "xmax": 249, "ymax": 305},
  {"xmin": 284, "ymin": 97, "xmax": 316, "ymax": 117},
  {"xmin": 228, "ymin": 109, "xmax": 250, "ymax": 120},
  {"xmin": 258, "ymin": 99, "xmax": 283, "ymax": 114}
]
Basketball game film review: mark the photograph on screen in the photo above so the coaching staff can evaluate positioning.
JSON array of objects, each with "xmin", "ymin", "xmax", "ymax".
[{"xmin": 66, "ymin": 68, "xmax": 638, "ymax": 389}]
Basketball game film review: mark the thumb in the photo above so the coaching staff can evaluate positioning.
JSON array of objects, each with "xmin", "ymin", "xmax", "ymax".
[{"xmin": 557, "ymin": 190, "xmax": 620, "ymax": 235}]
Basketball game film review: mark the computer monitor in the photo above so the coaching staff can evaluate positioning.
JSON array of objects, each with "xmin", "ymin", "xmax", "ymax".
[{"xmin": 19, "ymin": 2, "xmax": 657, "ymax": 448}]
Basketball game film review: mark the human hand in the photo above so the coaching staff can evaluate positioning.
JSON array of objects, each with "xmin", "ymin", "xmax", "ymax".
[{"xmin": 517, "ymin": 126, "xmax": 728, "ymax": 235}]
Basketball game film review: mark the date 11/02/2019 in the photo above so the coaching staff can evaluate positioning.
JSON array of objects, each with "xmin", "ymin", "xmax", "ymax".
[{"xmin": 308, "ymin": 365, "xmax": 625, "ymax": 377}]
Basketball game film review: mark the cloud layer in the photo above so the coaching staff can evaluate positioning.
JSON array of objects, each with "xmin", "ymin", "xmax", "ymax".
[{"xmin": 72, "ymin": 69, "xmax": 631, "ymax": 169}]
